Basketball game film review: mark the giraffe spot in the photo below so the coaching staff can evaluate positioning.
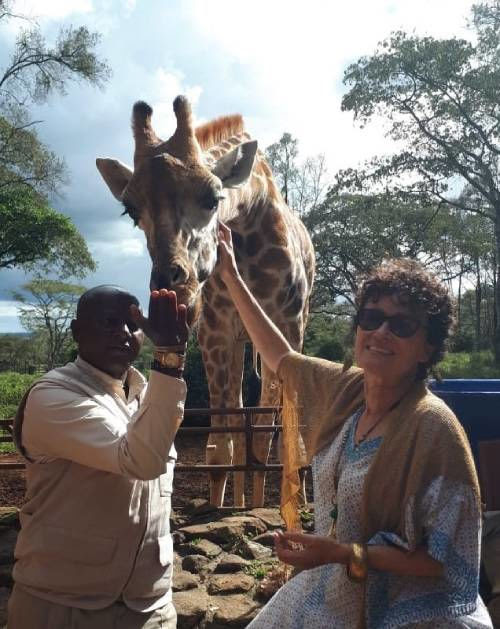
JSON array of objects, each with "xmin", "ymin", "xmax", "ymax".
[
  {"xmin": 282, "ymin": 323, "xmax": 302, "ymax": 348},
  {"xmin": 214, "ymin": 274, "xmax": 226, "ymax": 291},
  {"xmin": 258, "ymin": 247, "xmax": 291, "ymax": 270},
  {"xmin": 206, "ymin": 363, "xmax": 215, "ymax": 378},
  {"xmin": 203, "ymin": 304, "xmax": 217, "ymax": 329},
  {"xmin": 216, "ymin": 369, "xmax": 227, "ymax": 390},
  {"xmin": 210, "ymin": 348, "xmax": 221, "ymax": 364},
  {"xmin": 253, "ymin": 277, "xmax": 279, "ymax": 299},
  {"xmin": 206, "ymin": 335, "xmax": 226, "ymax": 350},
  {"xmin": 277, "ymin": 288, "xmax": 289, "ymax": 305},
  {"xmin": 245, "ymin": 232, "xmax": 262, "ymax": 257},
  {"xmin": 260, "ymin": 207, "xmax": 288, "ymax": 246},
  {"xmin": 231, "ymin": 231, "xmax": 244, "ymax": 252},
  {"xmin": 283, "ymin": 293, "xmax": 304, "ymax": 317},
  {"xmin": 213, "ymin": 295, "xmax": 232, "ymax": 309}
]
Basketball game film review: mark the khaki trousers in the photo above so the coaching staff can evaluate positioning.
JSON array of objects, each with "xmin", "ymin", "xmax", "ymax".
[{"xmin": 7, "ymin": 585, "xmax": 177, "ymax": 629}]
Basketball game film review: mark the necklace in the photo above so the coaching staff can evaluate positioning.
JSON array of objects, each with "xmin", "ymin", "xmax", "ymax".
[{"xmin": 355, "ymin": 395, "xmax": 404, "ymax": 446}]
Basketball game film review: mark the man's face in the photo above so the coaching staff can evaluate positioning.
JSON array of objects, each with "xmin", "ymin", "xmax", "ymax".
[{"xmin": 72, "ymin": 292, "xmax": 144, "ymax": 379}]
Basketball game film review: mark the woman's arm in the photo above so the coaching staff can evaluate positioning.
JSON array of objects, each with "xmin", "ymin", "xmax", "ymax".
[
  {"xmin": 275, "ymin": 531, "xmax": 443, "ymax": 578},
  {"xmin": 217, "ymin": 221, "xmax": 292, "ymax": 374}
]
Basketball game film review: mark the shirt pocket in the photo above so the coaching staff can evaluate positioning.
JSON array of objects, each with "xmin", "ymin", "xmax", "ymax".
[{"xmin": 41, "ymin": 524, "xmax": 117, "ymax": 565}]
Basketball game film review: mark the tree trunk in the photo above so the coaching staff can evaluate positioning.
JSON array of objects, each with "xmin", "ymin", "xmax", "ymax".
[
  {"xmin": 474, "ymin": 258, "xmax": 481, "ymax": 352},
  {"xmin": 494, "ymin": 213, "xmax": 500, "ymax": 364}
]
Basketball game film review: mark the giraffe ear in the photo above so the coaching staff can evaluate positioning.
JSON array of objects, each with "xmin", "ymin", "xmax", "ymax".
[
  {"xmin": 96, "ymin": 158, "xmax": 133, "ymax": 201},
  {"xmin": 212, "ymin": 140, "xmax": 257, "ymax": 188}
]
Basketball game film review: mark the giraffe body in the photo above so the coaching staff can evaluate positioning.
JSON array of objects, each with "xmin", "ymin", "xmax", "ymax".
[{"xmin": 96, "ymin": 96, "xmax": 315, "ymax": 508}]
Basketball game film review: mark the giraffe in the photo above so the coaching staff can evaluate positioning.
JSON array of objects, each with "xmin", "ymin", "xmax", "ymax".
[{"xmin": 96, "ymin": 96, "xmax": 315, "ymax": 508}]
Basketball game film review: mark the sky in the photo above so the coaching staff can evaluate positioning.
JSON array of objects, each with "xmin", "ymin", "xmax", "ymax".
[{"xmin": 0, "ymin": 0, "xmax": 476, "ymax": 332}]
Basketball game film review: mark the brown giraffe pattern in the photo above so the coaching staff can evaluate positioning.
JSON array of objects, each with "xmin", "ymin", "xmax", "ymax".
[{"xmin": 96, "ymin": 96, "xmax": 315, "ymax": 508}]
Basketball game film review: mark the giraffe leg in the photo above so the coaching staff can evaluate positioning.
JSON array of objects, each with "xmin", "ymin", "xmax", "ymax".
[
  {"xmin": 251, "ymin": 361, "xmax": 281, "ymax": 508},
  {"xmin": 227, "ymin": 341, "xmax": 245, "ymax": 507},
  {"xmin": 204, "ymin": 341, "xmax": 245, "ymax": 507}
]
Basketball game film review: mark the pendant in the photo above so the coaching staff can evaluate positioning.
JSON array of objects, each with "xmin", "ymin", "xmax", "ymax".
[{"xmin": 328, "ymin": 504, "xmax": 338, "ymax": 538}]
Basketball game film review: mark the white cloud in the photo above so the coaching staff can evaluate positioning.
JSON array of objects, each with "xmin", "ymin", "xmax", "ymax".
[
  {"xmin": 0, "ymin": 301, "xmax": 20, "ymax": 318},
  {"xmin": 91, "ymin": 237, "xmax": 145, "ymax": 258},
  {"xmin": 183, "ymin": 0, "xmax": 476, "ymax": 168},
  {"xmin": 12, "ymin": 0, "xmax": 94, "ymax": 20},
  {"xmin": 150, "ymin": 69, "xmax": 204, "ymax": 138}
]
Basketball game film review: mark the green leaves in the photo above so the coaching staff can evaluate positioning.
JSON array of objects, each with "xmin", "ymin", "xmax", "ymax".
[{"xmin": 0, "ymin": 187, "xmax": 96, "ymax": 277}]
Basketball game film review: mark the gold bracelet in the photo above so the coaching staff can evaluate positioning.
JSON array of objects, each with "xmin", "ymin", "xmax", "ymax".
[
  {"xmin": 346, "ymin": 543, "xmax": 368, "ymax": 582},
  {"xmin": 153, "ymin": 350, "xmax": 186, "ymax": 370}
]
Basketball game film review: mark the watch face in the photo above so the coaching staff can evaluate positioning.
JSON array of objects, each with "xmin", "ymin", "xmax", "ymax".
[{"xmin": 165, "ymin": 352, "xmax": 181, "ymax": 368}]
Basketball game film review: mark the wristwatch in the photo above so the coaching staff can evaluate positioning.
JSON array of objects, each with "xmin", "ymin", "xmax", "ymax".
[{"xmin": 153, "ymin": 350, "xmax": 186, "ymax": 370}]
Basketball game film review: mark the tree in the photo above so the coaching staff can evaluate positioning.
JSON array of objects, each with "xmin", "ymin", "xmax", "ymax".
[
  {"xmin": 266, "ymin": 133, "xmax": 329, "ymax": 214},
  {"xmin": 305, "ymin": 192, "xmax": 465, "ymax": 311},
  {"xmin": 0, "ymin": 2, "xmax": 110, "ymax": 194},
  {"xmin": 336, "ymin": 1, "xmax": 500, "ymax": 359},
  {"xmin": 0, "ymin": 187, "xmax": 95, "ymax": 277},
  {"xmin": 13, "ymin": 279, "xmax": 85, "ymax": 370},
  {"xmin": 0, "ymin": 2, "xmax": 108, "ymax": 276}
]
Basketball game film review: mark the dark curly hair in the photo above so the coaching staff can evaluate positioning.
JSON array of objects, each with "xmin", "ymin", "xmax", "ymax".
[{"xmin": 355, "ymin": 259, "xmax": 455, "ymax": 380}]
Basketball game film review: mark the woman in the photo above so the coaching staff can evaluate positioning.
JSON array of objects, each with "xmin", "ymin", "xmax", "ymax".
[{"xmin": 216, "ymin": 222, "xmax": 492, "ymax": 628}]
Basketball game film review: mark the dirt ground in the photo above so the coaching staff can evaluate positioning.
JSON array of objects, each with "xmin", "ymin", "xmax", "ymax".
[{"xmin": 0, "ymin": 432, "xmax": 309, "ymax": 509}]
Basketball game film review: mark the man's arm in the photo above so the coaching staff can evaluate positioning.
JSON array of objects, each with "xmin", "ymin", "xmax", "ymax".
[{"xmin": 22, "ymin": 371, "xmax": 186, "ymax": 479}]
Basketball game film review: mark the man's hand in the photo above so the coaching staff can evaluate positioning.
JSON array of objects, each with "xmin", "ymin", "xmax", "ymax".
[
  {"xmin": 274, "ymin": 531, "xmax": 350, "ymax": 571},
  {"xmin": 130, "ymin": 289, "xmax": 189, "ymax": 348}
]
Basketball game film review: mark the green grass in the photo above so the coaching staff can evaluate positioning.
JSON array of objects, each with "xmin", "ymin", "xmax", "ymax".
[
  {"xmin": 439, "ymin": 351, "xmax": 500, "ymax": 379},
  {"xmin": 0, "ymin": 371, "xmax": 39, "ymax": 455},
  {"xmin": 0, "ymin": 371, "xmax": 39, "ymax": 420}
]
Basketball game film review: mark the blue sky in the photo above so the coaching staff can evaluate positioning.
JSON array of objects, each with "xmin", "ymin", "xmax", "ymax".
[{"xmin": 0, "ymin": 0, "xmax": 475, "ymax": 332}]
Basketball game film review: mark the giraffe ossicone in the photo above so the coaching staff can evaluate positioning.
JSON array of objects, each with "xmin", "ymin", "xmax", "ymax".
[{"xmin": 96, "ymin": 95, "xmax": 315, "ymax": 508}]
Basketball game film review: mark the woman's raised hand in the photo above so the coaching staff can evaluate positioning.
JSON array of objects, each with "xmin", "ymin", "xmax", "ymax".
[{"xmin": 217, "ymin": 221, "xmax": 239, "ymax": 284}]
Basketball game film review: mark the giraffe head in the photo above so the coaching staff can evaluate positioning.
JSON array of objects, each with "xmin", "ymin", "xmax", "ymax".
[{"xmin": 96, "ymin": 96, "xmax": 257, "ymax": 326}]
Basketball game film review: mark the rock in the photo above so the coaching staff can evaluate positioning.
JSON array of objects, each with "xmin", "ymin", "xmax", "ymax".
[
  {"xmin": 253, "ymin": 531, "xmax": 278, "ymax": 547},
  {"xmin": 207, "ymin": 574, "xmax": 254, "ymax": 595},
  {"xmin": 178, "ymin": 516, "xmax": 266, "ymax": 545},
  {"xmin": 0, "ymin": 529, "xmax": 17, "ymax": 566},
  {"xmin": 173, "ymin": 587, "xmax": 209, "ymax": 628},
  {"xmin": 184, "ymin": 499, "xmax": 218, "ymax": 517},
  {"xmin": 182, "ymin": 554, "xmax": 210, "ymax": 574},
  {"xmin": 172, "ymin": 530, "xmax": 186, "ymax": 545},
  {"xmin": 178, "ymin": 538, "xmax": 222, "ymax": 558},
  {"xmin": 246, "ymin": 508, "xmax": 284, "ymax": 529},
  {"xmin": 0, "ymin": 586, "xmax": 9, "ymax": 627},
  {"xmin": 238, "ymin": 539, "xmax": 273, "ymax": 560},
  {"xmin": 207, "ymin": 593, "xmax": 260, "ymax": 628},
  {"xmin": 214, "ymin": 554, "xmax": 250, "ymax": 573},
  {"xmin": 172, "ymin": 570, "xmax": 199, "ymax": 592}
]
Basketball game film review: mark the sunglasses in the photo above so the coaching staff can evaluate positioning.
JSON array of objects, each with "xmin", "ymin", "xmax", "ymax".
[{"xmin": 355, "ymin": 308, "xmax": 421, "ymax": 338}]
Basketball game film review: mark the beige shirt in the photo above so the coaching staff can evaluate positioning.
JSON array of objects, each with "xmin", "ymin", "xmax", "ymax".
[
  {"xmin": 22, "ymin": 356, "xmax": 185, "ymax": 478},
  {"xmin": 14, "ymin": 357, "xmax": 187, "ymax": 611}
]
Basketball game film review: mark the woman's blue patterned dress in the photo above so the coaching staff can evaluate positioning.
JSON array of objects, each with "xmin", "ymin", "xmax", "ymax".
[{"xmin": 247, "ymin": 411, "xmax": 492, "ymax": 628}]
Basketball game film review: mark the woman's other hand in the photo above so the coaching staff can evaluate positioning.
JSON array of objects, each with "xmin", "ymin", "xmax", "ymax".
[{"xmin": 274, "ymin": 531, "xmax": 349, "ymax": 570}]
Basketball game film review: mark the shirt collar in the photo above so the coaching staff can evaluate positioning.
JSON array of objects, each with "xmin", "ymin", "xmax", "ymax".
[{"xmin": 75, "ymin": 356, "xmax": 146, "ymax": 403}]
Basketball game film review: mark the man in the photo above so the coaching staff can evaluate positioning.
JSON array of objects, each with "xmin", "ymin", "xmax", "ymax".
[{"xmin": 8, "ymin": 285, "xmax": 189, "ymax": 629}]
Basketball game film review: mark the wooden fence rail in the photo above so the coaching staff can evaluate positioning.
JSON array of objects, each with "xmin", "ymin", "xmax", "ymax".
[{"xmin": 0, "ymin": 408, "xmax": 288, "ymax": 473}]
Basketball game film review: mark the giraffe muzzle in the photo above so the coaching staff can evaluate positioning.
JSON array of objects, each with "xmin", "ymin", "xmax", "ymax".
[{"xmin": 150, "ymin": 265, "xmax": 189, "ymax": 291}]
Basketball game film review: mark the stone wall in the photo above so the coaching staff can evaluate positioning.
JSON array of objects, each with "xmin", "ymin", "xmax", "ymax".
[{"xmin": 0, "ymin": 502, "xmax": 313, "ymax": 628}]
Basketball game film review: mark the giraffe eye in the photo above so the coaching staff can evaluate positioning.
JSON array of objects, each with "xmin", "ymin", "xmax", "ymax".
[{"xmin": 201, "ymin": 193, "xmax": 223, "ymax": 212}]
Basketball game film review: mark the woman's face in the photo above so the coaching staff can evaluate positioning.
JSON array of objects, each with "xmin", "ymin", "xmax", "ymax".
[{"xmin": 354, "ymin": 294, "xmax": 434, "ymax": 385}]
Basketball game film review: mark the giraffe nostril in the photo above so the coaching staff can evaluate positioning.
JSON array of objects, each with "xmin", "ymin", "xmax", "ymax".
[{"xmin": 169, "ymin": 264, "xmax": 188, "ymax": 286}]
